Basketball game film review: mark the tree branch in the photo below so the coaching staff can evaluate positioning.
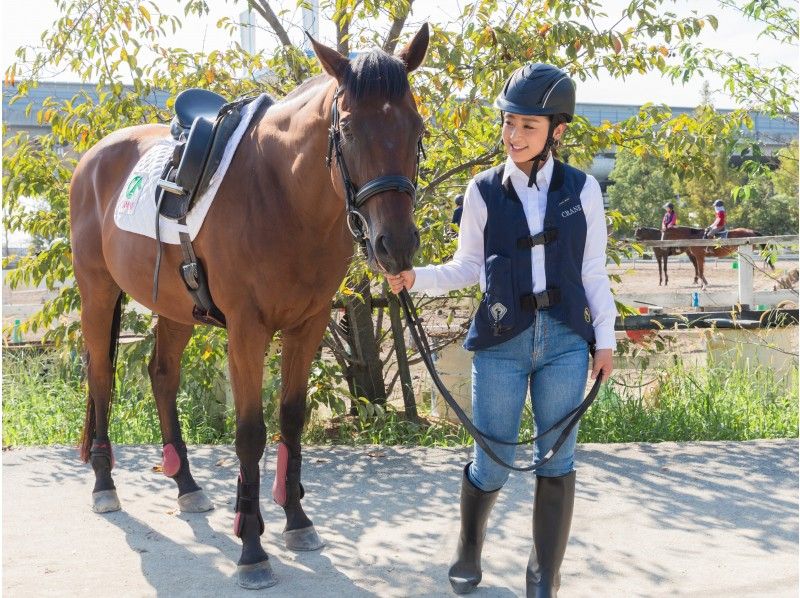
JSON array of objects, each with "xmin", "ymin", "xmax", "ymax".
[
  {"xmin": 248, "ymin": 0, "xmax": 293, "ymax": 48},
  {"xmin": 382, "ymin": 0, "xmax": 414, "ymax": 54},
  {"xmin": 419, "ymin": 146, "xmax": 500, "ymax": 200}
]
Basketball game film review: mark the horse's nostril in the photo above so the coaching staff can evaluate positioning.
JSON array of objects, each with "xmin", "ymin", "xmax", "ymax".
[{"xmin": 375, "ymin": 234, "xmax": 390, "ymax": 258}]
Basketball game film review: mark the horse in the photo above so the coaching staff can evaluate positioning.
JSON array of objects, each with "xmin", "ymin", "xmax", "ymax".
[
  {"xmin": 661, "ymin": 226, "xmax": 772, "ymax": 289},
  {"xmin": 68, "ymin": 26, "xmax": 429, "ymax": 589},
  {"xmin": 633, "ymin": 226, "xmax": 699, "ymax": 286}
]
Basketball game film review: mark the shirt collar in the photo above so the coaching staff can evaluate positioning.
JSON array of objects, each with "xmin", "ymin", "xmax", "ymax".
[{"xmin": 502, "ymin": 153, "xmax": 554, "ymax": 191}]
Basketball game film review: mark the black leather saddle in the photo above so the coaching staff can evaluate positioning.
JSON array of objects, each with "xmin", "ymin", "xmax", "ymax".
[{"xmin": 156, "ymin": 89, "xmax": 268, "ymax": 220}]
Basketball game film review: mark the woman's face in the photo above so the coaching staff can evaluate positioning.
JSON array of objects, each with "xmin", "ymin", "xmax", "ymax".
[{"xmin": 501, "ymin": 112, "xmax": 566, "ymax": 164}]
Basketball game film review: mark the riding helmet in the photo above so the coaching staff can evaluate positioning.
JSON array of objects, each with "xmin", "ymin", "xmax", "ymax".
[
  {"xmin": 494, "ymin": 63, "xmax": 576, "ymax": 121},
  {"xmin": 663, "ymin": 202, "xmax": 674, "ymax": 210},
  {"xmin": 713, "ymin": 199, "xmax": 725, "ymax": 208}
]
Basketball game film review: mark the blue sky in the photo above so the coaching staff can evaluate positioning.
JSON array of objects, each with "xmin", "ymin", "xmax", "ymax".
[{"xmin": 1, "ymin": 0, "xmax": 796, "ymax": 109}]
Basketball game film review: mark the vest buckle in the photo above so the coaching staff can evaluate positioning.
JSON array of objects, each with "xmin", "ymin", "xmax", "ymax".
[
  {"xmin": 516, "ymin": 228, "xmax": 558, "ymax": 249},
  {"xmin": 521, "ymin": 288, "xmax": 561, "ymax": 311}
]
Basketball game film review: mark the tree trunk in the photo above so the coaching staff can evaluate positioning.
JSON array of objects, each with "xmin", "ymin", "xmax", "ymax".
[{"xmin": 344, "ymin": 277, "xmax": 386, "ymax": 406}]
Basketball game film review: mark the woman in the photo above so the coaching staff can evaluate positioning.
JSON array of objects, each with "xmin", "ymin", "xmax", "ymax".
[{"xmin": 386, "ymin": 63, "xmax": 616, "ymax": 596}]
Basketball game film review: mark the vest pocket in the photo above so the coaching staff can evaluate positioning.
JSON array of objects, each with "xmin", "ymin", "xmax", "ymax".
[{"xmin": 483, "ymin": 254, "xmax": 517, "ymax": 336}]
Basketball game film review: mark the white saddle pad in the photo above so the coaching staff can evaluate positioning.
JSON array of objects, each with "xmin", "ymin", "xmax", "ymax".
[{"xmin": 114, "ymin": 94, "xmax": 270, "ymax": 244}]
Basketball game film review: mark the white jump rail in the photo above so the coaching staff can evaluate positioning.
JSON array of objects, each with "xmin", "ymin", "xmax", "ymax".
[{"xmin": 636, "ymin": 234, "xmax": 799, "ymax": 306}]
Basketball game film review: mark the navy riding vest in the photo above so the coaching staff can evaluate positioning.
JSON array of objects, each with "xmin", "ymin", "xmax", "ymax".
[{"xmin": 464, "ymin": 159, "xmax": 596, "ymax": 351}]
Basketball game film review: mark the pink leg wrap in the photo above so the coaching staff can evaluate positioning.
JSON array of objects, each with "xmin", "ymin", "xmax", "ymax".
[
  {"xmin": 162, "ymin": 443, "xmax": 181, "ymax": 477},
  {"xmin": 233, "ymin": 512, "xmax": 243, "ymax": 537},
  {"xmin": 272, "ymin": 442, "xmax": 289, "ymax": 506}
]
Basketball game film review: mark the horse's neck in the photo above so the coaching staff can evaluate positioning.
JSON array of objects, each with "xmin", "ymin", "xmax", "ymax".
[{"xmin": 251, "ymin": 79, "xmax": 341, "ymax": 225}]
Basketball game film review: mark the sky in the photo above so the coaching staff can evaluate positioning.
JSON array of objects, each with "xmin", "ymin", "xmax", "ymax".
[{"xmin": 1, "ymin": 0, "xmax": 797, "ymax": 109}]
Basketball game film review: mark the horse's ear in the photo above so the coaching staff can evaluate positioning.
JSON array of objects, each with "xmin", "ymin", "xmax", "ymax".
[
  {"xmin": 396, "ymin": 23, "xmax": 429, "ymax": 73},
  {"xmin": 307, "ymin": 34, "xmax": 349, "ymax": 81}
]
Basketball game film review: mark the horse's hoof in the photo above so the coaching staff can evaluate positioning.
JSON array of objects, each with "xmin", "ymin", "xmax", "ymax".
[
  {"xmin": 92, "ymin": 489, "xmax": 121, "ymax": 513},
  {"xmin": 283, "ymin": 525, "xmax": 325, "ymax": 551},
  {"xmin": 177, "ymin": 490, "xmax": 214, "ymax": 513},
  {"xmin": 237, "ymin": 560, "xmax": 277, "ymax": 589}
]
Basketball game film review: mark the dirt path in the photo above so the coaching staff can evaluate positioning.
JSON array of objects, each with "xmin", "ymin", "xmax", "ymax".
[{"xmin": 3, "ymin": 441, "xmax": 797, "ymax": 597}]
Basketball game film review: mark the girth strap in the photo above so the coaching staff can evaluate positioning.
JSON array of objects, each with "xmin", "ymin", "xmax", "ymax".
[{"xmin": 177, "ymin": 221, "xmax": 227, "ymax": 327}]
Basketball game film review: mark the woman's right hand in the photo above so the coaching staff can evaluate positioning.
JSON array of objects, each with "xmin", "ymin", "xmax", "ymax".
[{"xmin": 385, "ymin": 270, "xmax": 416, "ymax": 294}]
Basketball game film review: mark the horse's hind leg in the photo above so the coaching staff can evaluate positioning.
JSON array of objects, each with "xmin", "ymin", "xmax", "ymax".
[
  {"xmin": 656, "ymin": 251, "xmax": 664, "ymax": 285},
  {"xmin": 227, "ymin": 315, "xmax": 276, "ymax": 589},
  {"xmin": 75, "ymin": 272, "xmax": 123, "ymax": 514},
  {"xmin": 274, "ymin": 308, "xmax": 330, "ymax": 552},
  {"xmin": 149, "ymin": 316, "xmax": 213, "ymax": 513},
  {"xmin": 687, "ymin": 252, "xmax": 699, "ymax": 284}
]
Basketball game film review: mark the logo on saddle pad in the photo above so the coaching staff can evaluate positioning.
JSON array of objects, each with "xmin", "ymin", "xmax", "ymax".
[
  {"xmin": 126, "ymin": 175, "xmax": 144, "ymax": 199},
  {"xmin": 118, "ymin": 174, "xmax": 145, "ymax": 215}
]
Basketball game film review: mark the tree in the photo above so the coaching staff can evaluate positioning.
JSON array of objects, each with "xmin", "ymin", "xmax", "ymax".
[
  {"xmin": 607, "ymin": 149, "xmax": 675, "ymax": 235},
  {"xmin": 4, "ymin": 0, "xmax": 797, "ymax": 416}
]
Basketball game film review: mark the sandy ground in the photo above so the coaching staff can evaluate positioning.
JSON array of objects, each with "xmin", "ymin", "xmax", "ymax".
[{"xmin": 3, "ymin": 441, "xmax": 797, "ymax": 597}]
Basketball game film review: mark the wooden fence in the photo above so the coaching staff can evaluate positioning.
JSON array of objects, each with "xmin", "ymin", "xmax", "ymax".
[{"xmin": 637, "ymin": 235, "xmax": 798, "ymax": 306}]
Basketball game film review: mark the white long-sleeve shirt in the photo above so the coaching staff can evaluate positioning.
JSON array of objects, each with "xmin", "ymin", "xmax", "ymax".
[{"xmin": 414, "ymin": 154, "xmax": 617, "ymax": 350}]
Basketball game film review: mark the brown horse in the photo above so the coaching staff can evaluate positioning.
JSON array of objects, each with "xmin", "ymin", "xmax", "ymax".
[
  {"xmin": 633, "ymin": 226, "xmax": 699, "ymax": 286},
  {"xmin": 69, "ymin": 27, "xmax": 429, "ymax": 589},
  {"xmin": 661, "ymin": 226, "xmax": 771, "ymax": 288}
]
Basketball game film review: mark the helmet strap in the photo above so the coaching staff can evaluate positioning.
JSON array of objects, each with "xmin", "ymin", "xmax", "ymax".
[{"xmin": 526, "ymin": 119, "xmax": 558, "ymax": 189}]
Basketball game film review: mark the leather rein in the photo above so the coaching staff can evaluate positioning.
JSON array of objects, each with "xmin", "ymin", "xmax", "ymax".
[{"xmin": 324, "ymin": 85, "xmax": 601, "ymax": 472}]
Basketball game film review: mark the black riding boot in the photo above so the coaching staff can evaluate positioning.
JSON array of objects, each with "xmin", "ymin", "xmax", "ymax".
[
  {"xmin": 525, "ymin": 471, "xmax": 576, "ymax": 598},
  {"xmin": 448, "ymin": 463, "xmax": 500, "ymax": 595}
]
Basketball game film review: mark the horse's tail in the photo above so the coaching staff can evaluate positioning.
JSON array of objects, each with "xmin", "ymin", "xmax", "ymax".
[{"xmin": 79, "ymin": 292, "xmax": 124, "ymax": 463}]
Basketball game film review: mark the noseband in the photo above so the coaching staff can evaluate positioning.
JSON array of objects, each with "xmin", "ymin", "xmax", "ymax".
[{"xmin": 325, "ymin": 86, "xmax": 424, "ymax": 245}]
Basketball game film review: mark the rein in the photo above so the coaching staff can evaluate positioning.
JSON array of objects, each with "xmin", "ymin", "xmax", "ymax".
[
  {"xmin": 326, "ymin": 86, "xmax": 424, "ymax": 247},
  {"xmin": 398, "ymin": 289, "xmax": 601, "ymax": 472}
]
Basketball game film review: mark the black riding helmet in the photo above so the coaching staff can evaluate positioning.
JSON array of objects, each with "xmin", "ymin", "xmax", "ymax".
[{"xmin": 495, "ymin": 63, "xmax": 576, "ymax": 188}]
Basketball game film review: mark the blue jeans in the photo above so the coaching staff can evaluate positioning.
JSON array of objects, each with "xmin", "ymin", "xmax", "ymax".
[{"xmin": 467, "ymin": 310, "xmax": 590, "ymax": 491}]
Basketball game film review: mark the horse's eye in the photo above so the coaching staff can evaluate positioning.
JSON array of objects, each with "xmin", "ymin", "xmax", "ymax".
[{"xmin": 340, "ymin": 120, "xmax": 352, "ymax": 137}]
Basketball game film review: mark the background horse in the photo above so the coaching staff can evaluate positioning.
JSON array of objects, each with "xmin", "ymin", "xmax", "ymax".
[
  {"xmin": 633, "ymin": 226, "xmax": 699, "ymax": 286},
  {"xmin": 662, "ymin": 226, "xmax": 772, "ymax": 289},
  {"xmin": 69, "ymin": 26, "xmax": 429, "ymax": 589}
]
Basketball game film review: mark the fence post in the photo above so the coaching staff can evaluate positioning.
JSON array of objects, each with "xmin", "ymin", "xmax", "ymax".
[{"xmin": 738, "ymin": 244, "xmax": 755, "ymax": 307}]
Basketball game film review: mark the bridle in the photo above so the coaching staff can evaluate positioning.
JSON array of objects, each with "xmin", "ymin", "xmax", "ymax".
[{"xmin": 325, "ymin": 86, "xmax": 425, "ymax": 247}]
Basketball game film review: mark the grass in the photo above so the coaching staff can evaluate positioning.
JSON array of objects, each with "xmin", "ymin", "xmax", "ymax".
[{"xmin": 2, "ymin": 347, "xmax": 797, "ymax": 448}]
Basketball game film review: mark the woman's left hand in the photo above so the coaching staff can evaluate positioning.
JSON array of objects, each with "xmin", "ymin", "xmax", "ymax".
[{"xmin": 591, "ymin": 348, "xmax": 613, "ymax": 381}]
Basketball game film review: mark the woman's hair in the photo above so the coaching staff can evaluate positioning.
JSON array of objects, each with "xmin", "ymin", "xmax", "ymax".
[{"xmin": 550, "ymin": 113, "xmax": 570, "ymax": 158}]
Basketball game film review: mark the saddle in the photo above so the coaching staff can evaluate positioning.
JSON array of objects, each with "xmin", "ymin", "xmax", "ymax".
[
  {"xmin": 150, "ymin": 88, "xmax": 271, "ymax": 327},
  {"xmin": 156, "ymin": 88, "xmax": 250, "ymax": 220}
]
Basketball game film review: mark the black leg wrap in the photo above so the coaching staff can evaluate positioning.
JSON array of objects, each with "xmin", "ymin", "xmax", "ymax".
[
  {"xmin": 286, "ymin": 453, "xmax": 305, "ymax": 502},
  {"xmin": 90, "ymin": 441, "xmax": 115, "ymax": 485},
  {"xmin": 234, "ymin": 474, "xmax": 264, "ymax": 537}
]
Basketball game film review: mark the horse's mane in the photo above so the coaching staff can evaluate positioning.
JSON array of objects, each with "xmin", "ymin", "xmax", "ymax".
[
  {"xmin": 344, "ymin": 50, "xmax": 409, "ymax": 101},
  {"xmin": 278, "ymin": 50, "xmax": 409, "ymax": 105}
]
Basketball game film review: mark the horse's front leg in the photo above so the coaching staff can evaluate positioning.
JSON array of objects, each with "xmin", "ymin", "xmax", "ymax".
[
  {"xmin": 273, "ymin": 308, "xmax": 330, "ymax": 552},
  {"xmin": 227, "ymin": 317, "xmax": 276, "ymax": 589}
]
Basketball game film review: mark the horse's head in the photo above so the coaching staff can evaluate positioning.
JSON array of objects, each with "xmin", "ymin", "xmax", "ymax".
[{"xmin": 310, "ymin": 25, "xmax": 429, "ymax": 275}]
